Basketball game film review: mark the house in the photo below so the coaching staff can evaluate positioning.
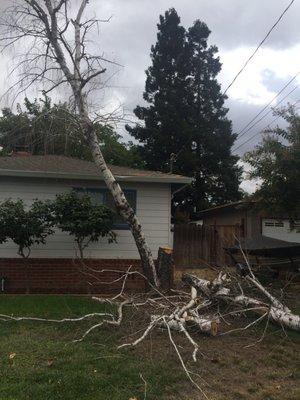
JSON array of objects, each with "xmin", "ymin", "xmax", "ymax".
[
  {"xmin": 196, "ymin": 200, "xmax": 300, "ymax": 243},
  {"xmin": 0, "ymin": 154, "xmax": 191, "ymax": 293},
  {"xmin": 193, "ymin": 200, "xmax": 300, "ymax": 273}
]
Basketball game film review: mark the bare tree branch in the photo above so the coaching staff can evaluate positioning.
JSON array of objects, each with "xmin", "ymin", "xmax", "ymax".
[{"xmin": 0, "ymin": 0, "xmax": 159, "ymax": 286}]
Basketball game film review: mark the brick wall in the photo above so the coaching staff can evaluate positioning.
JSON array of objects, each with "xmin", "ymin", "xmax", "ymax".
[{"xmin": 0, "ymin": 258, "xmax": 145, "ymax": 294}]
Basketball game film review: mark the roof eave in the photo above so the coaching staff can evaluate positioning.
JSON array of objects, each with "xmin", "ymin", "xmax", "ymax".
[
  {"xmin": 0, "ymin": 169, "xmax": 192, "ymax": 184},
  {"xmin": 195, "ymin": 200, "xmax": 256, "ymax": 218},
  {"xmin": 116, "ymin": 175, "xmax": 192, "ymax": 184}
]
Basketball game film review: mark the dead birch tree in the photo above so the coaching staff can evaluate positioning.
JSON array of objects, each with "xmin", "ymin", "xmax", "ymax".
[
  {"xmin": 0, "ymin": 0, "xmax": 158, "ymax": 286},
  {"xmin": 183, "ymin": 272, "xmax": 300, "ymax": 332}
]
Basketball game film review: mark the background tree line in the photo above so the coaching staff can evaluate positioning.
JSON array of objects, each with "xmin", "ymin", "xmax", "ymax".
[{"xmin": 0, "ymin": 96, "xmax": 144, "ymax": 169}]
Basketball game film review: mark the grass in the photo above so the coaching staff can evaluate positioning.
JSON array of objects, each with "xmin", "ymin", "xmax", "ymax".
[
  {"xmin": 0, "ymin": 294, "xmax": 300, "ymax": 400},
  {"xmin": 0, "ymin": 296, "xmax": 183, "ymax": 400}
]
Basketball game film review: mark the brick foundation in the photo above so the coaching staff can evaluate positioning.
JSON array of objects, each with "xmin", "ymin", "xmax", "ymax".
[{"xmin": 0, "ymin": 258, "xmax": 145, "ymax": 294}]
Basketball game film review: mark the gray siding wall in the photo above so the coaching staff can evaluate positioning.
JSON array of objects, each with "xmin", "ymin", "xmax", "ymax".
[
  {"xmin": 262, "ymin": 218, "xmax": 300, "ymax": 243},
  {"xmin": 0, "ymin": 177, "xmax": 172, "ymax": 259}
]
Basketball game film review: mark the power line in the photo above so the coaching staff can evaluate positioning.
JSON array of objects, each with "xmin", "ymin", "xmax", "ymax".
[
  {"xmin": 223, "ymin": 0, "xmax": 296, "ymax": 95},
  {"xmin": 171, "ymin": 84, "xmax": 299, "ymax": 164},
  {"xmin": 233, "ymin": 115, "xmax": 282, "ymax": 152},
  {"xmin": 232, "ymin": 98, "xmax": 300, "ymax": 152},
  {"xmin": 234, "ymin": 84, "xmax": 299, "ymax": 142},
  {"xmin": 236, "ymin": 71, "xmax": 299, "ymax": 139}
]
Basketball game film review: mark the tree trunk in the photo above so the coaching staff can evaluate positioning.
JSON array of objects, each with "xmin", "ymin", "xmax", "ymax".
[
  {"xmin": 182, "ymin": 273, "xmax": 300, "ymax": 332},
  {"xmin": 19, "ymin": 249, "xmax": 30, "ymax": 294},
  {"xmin": 87, "ymin": 129, "xmax": 159, "ymax": 287},
  {"xmin": 156, "ymin": 246, "xmax": 174, "ymax": 290},
  {"xmin": 72, "ymin": 2, "xmax": 159, "ymax": 288},
  {"xmin": 34, "ymin": 0, "xmax": 160, "ymax": 287},
  {"xmin": 152, "ymin": 314, "xmax": 218, "ymax": 335}
]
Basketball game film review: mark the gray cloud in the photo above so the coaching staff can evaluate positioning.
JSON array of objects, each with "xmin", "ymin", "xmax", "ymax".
[
  {"xmin": 97, "ymin": 0, "xmax": 300, "ymax": 54},
  {"xmin": 94, "ymin": 0, "xmax": 300, "ymax": 147},
  {"xmin": 0, "ymin": 0, "xmax": 299, "ymax": 158},
  {"xmin": 227, "ymin": 82, "xmax": 300, "ymax": 156}
]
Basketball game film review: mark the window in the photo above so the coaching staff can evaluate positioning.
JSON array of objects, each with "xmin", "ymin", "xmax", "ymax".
[
  {"xmin": 264, "ymin": 221, "xmax": 284, "ymax": 228},
  {"xmin": 264, "ymin": 222, "xmax": 274, "ymax": 227},
  {"xmin": 74, "ymin": 188, "xmax": 137, "ymax": 230},
  {"xmin": 274, "ymin": 222, "xmax": 284, "ymax": 227}
]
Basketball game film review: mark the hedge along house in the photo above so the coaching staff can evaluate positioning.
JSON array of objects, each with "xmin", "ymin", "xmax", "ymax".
[{"xmin": 0, "ymin": 155, "xmax": 191, "ymax": 294}]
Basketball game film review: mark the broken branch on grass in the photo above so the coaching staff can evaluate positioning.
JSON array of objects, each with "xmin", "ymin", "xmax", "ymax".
[
  {"xmin": 0, "ymin": 312, "xmax": 113, "ymax": 323},
  {"xmin": 183, "ymin": 272, "xmax": 300, "ymax": 332},
  {"xmin": 74, "ymin": 298, "xmax": 132, "ymax": 343},
  {"xmin": 164, "ymin": 317, "xmax": 211, "ymax": 400}
]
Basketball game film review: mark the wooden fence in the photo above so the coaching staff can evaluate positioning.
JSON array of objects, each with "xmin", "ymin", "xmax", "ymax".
[{"xmin": 173, "ymin": 224, "xmax": 242, "ymax": 268}]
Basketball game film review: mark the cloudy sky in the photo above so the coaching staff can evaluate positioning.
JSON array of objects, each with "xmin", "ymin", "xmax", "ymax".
[{"xmin": 0, "ymin": 0, "xmax": 299, "ymax": 191}]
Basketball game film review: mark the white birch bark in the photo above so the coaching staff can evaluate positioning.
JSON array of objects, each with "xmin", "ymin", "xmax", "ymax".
[
  {"xmin": 151, "ymin": 286, "xmax": 219, "ymax": 335},
  {"xmin": 182, "ymin": 273, "xmax": 300, "ymax": 332},
  {"xmin": 152, "ymin": 314, "xmax": 218, "ymax": 335},
  {"xmin": 25, "ymin": 0, "xmax": 159, "ymax": 286}
]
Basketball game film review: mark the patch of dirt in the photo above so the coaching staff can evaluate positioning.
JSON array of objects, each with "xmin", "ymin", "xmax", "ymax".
[
  {"xmin": 174, "ymin": 267, "xmax": 220, "ymax": 283},
  {"xmin": 118, "ymin": 288, "xmax": 300, "ymax": 400}
]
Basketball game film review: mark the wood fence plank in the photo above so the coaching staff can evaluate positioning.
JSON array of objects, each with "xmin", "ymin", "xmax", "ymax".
[{"xmin": 174, "ymin": 224, "xmax": 241, "ymax": 268}]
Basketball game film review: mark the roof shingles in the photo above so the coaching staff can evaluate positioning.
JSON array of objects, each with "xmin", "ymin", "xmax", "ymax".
[{"xmin": 0, "ymin": 155, "xmax": 191, "ymax": 183}]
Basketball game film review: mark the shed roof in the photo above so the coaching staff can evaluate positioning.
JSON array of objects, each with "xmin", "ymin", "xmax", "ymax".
[
  {"xmin": 0, "ymin": 155, "xmax": 192, "ymax": 184},
  {"xmin": 196, "ymin": 200, "xmax": 256, "ymax": 218},
  {"xmin": 226, "ymin": 235, "xmax": 300, "ymax": 257}
]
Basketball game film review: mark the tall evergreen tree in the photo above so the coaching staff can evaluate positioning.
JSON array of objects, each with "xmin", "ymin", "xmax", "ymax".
[
  {"xmin": 126, "ymin": 8, "xmax": 191, "ymax": 171},
  {"xmin": 126, "ymin": 9, "xmax": 242, "ymax": 212}
]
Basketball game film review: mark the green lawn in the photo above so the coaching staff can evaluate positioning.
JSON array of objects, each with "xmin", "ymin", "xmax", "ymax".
[
  {"xmin": 0, "ymin": 296, "xmax": 182, "ymax": 400},
  {"xmin": 0, "ymin": 295, "xmax": 300, "ymax": 400}
]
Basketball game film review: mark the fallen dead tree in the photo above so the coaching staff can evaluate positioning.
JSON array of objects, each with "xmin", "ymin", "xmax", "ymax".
[
  {"xmin": 1, "ymin": 265, "xmax": 299, "ymax": 399},
  {"xmin": 182, "ymin": 271, "xmax": 300, "ymax": 332},
  {"xmin": 1, "ymin": 264, "xmax": 299, "ymax": 342}
]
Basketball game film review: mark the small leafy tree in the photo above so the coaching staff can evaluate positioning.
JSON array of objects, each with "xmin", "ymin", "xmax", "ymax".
[
  {"xmin": 0, "ymin": 199, "xmax": 54, "ymax": 291},
  {"xmin": 244, "ymin": 105, "xmax": 300, "ymax": 220},
  {"xmin": 0, "ymin": 199, "xmax": 54, "ymax": 258},
  {"xmin": 52, "ymin": 192, "xmax": 116, "ymax": 259}
]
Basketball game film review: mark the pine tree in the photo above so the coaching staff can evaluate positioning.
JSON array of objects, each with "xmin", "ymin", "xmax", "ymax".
[
  {"xmin": 126, "ymin": 9, "xmax": 242, "ymax": 212},
  {"xmin": 183, "ymin": 20, "xmax": 242, "ymax": 210},
  {"xmin": 126, "ymin": 8, "xmax": 191, "ymax": 172}
]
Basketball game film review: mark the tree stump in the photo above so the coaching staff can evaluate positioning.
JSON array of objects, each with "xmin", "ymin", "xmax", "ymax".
[{"xmin": 156, "ymin": 247, "xmax": 174, "ymax": 290}]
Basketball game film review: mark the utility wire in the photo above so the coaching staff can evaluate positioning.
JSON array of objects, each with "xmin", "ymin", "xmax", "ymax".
[
  {"xmin": 236, "ymin": 71, "xmax": 299, "ymax": 139},
  {"xmin": 232, "ymin": 98, "xmax": 300, "ymax": 152},
  {"xmin": 234, "ymin": 84, "xmax": 299, "ymax": 142},
  {"xmin": 170, "ymin": 84, "xmax": 298, "ymax": 167},
  {"xmin": 223, "ymin": 0, "xmax": 296, "ymax": 95},
  {"xmin": 164, "ymin": 1, "xmax": 297, "ymax": 167}
]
